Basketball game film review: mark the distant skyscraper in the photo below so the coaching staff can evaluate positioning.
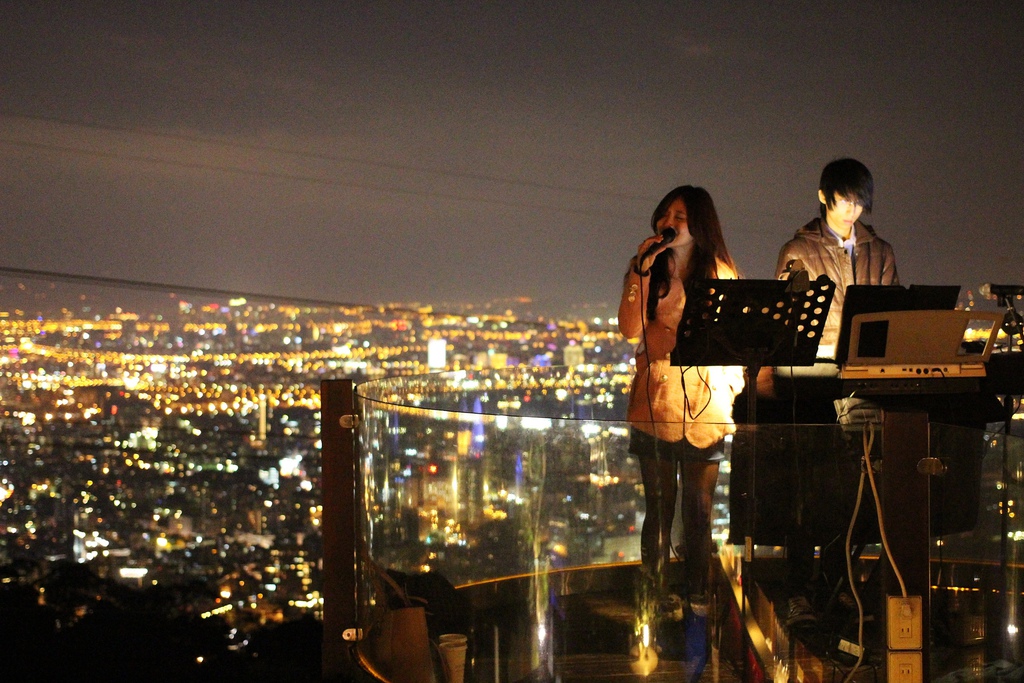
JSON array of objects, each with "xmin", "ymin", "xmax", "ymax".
[
  {"xmin": 473, "ymin": 351, "xmax": 508, "ymax": 369},
  {"xmin": 428, "ymin": 338, "xmax": 447, "ymax": 369},
  {"xmin": 563, "ymin": 344, "xmax": 585, "ymax": 367}
]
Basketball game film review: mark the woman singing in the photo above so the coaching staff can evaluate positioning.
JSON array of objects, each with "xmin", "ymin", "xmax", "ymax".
[{"xmin": 618, "ymin": 185, "xmax": 744, "ymax": 607}]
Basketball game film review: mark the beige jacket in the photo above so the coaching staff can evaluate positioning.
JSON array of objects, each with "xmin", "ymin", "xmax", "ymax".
[
  {"xmin": 618, "ymin": 260, "xmax": 745, "ymax": 447},
  {"xmin": 775, "ymin": 218, "xmax": 899, "ymax": 349}
]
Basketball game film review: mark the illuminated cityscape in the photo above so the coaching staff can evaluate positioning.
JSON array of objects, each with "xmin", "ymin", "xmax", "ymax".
[
  {"xmin": 4, "ymin": 4, "xmax": 1021, "ymax": 679},
  {"xmin": 1, "ymin": 276, "xmax": 1019, "ymax": 679},
  {"xmin": 0, "ymin": 277, "xmax": 637, "ymax": 676}
]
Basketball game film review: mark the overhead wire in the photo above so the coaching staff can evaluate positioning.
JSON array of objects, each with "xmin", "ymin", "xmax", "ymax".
[
  {"xmin": 0, "ymin": 112, "xmax": 652, "ymax": 202},
  {"xmin": 0, "ymin": 112, "xmax": 646, "ymax": 220}
]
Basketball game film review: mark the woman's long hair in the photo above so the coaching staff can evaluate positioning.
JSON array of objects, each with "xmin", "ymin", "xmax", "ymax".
[{"xmin": 646, "ymin": 185, "xmax": 735, "ymax": 321}]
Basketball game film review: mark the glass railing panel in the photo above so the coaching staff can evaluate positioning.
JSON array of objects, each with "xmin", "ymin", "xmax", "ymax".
[
  {"xmin": 350, "ymin": 367, "xmax": 902, "ymax": 682},
  {"xmin": 730, "ymin": 420, "xmax": 887, "ymax": 682},
  {"xmin": 929, "ymin": 422, "xmax": 1024, "ymax": 671},
  {"xmin": 357, "ymin": 392, "xmax": 635, "ymax": 581},
  {"xmin": 355, "ymin": 367, "xmax": 650, "ymax": 680}
]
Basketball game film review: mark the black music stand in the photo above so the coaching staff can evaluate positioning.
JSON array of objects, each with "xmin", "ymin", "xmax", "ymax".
[
  {"xmin": 670, "ymin": 276, "xmax": 833, "ymax": 617},
  {"xmin": 671, "ymin": 275, "xmax": 834, "ymax": 423}
]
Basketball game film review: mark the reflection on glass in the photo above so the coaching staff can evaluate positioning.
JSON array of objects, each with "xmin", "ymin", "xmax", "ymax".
[{"xmin": 347, "ymin": 366, "xmax": 1024, "ymax": 681}]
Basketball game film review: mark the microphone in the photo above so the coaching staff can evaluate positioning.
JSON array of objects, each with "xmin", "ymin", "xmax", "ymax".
[
  {"xmin": 980, "ymin": 283, "xmax": 1024, "ymax": 299},
  {"xmin": 784, "ymin": 259, "xmax": 809, "ymax": 293},
  {"xmin": 784, "ymin": 259, "xmax": 805, "ymax": 274},
  {"xmin": 640, "ymin": 228, "xmax": 677, "ymax": 263}
]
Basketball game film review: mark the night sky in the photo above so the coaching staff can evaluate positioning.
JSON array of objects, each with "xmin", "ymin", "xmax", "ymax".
[{"xmin": 2, "ymin": 2, "xmax": 1022, "ymax": 317}]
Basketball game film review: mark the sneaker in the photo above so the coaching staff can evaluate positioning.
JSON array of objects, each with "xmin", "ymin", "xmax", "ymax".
[
  {"xmin": 684, "ymin": 600, "xmax": 711, "ymax": 675},
  {"xmin": 688, "ymin": 593, "xmax": 710, "ymax": 618},
  {"xmin": 785, "ymin": 595, "xmax": 818, "ymax": 627},
  {"xmin": 660, "ymin": 593, "xmax": 685, "ymax": 621}
]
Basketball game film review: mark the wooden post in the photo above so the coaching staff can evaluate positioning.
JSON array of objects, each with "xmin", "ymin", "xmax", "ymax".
[
  {"xmin": 321, "ymin": 379, "xmax": 359, "ymax": 680},
  {"xmin": 881, "ymin": 409, "xmax": 930, "ymax": 680}
]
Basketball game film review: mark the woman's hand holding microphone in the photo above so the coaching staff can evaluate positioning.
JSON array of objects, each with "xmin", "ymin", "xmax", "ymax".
[{"xmin": 632, "ymin": 228, "xmax": 676, "ymax": 276}]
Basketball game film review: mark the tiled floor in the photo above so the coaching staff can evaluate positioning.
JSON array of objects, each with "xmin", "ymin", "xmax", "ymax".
[
  {"xmin": 550, "ymin": 580, "xmax": 742, "ymax": 683},
  {"xmin": 546, "ymin": 561, "xmax": 885, "ymax": 683},
  {"xmin": 453, "ymin": 556, "xmax": 964, "ymax": 683}
]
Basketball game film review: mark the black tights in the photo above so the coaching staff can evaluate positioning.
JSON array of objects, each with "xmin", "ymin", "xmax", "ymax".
[{"xmin": 639, "ymin": 455, "xmax": 719, "ymax": 597}]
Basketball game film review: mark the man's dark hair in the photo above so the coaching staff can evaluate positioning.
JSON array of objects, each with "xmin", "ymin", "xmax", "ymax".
[{"xmin": 819, "ymin": 158, "xmax": 873, "ymax": 219}]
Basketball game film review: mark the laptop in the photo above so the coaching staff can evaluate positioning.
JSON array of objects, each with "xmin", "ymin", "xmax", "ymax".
[
  {"xmin": 834, "ymin": 284, "xmax": 962, "ymax": 364},
  {"xmin": 841, "ymin": 309, "xmax": 1003, "ymax": 379}
]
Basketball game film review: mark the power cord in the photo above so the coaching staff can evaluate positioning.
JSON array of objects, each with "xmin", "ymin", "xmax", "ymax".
[
  {"xmin": 864, "ymin": 422, "xmax": 908, "ymax": 599},
  {"xmin": 837, "ymin": 423, "xmax": 872, "ymax": 683},
  {"xmin": 835, "ymin": 422, "xmax": 910, "ymax": 683}
]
